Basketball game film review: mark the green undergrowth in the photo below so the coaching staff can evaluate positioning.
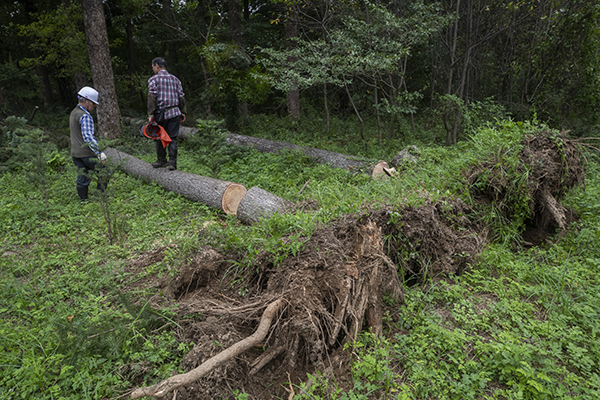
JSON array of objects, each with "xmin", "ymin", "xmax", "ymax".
[{"xmin": 1, "ymin": 116, "xmax": 599, "ymax": 399}]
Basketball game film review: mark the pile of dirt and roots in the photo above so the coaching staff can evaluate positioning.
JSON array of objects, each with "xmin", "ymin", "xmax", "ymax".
[
  {"xmin": 128, "ymin": 199, "xmax": 484, "ymax": 399},
  {"xmin": 127, "ymin": 130, "xmax": 585, "ymax": 399},
  {"xmin": 466, "ymin": 130, "xmax": 585, "ymax": 245}
]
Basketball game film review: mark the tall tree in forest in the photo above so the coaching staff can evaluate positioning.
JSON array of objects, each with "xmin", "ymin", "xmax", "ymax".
[
  {"xmin": 285, "ymin": 7, "xmax": 300, "ymax": 121},
  {"xmin": 82, "ymin": 0, "xmax": 122, "ymax": 139}
]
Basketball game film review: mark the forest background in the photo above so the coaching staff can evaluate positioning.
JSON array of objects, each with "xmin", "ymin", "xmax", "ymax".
[{"xmin": 2, "ymin": 0, "xmax": 600, "ymax": 145}]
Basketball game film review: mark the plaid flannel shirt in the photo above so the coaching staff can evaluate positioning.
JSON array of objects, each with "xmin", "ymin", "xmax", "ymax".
[
  {"xmin": 78, "ymin": 105, "xmax": 99, "ymax": 155},
  {"xmin": 148, "ymin": 70, "xmax": 184, "ymax": 120}
]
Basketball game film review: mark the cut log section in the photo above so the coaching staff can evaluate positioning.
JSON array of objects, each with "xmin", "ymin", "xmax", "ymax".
[
  {"xmin": 104, "ymin": 147, "xmax": 246, "ymax": 215},
  {"xmin": 123, "ymin": 118, "xmax": 385, "ymax": 174},
  {"xmin": 371, "ymin": 160, "xmax": 390, "ymax": 179},
  {"xmin": 237, "ymin": 186, "xmax": 293, "ymax": 224}
]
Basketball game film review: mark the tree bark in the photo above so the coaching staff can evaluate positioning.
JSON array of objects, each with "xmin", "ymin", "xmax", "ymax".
[
  {"xmin": 285, "ymin": 9, "xmax": 300, "ymax": 121},
  {"xmin": 162, "ymin": 0, "xmax": 179, "ymax": 76},
  {"xmin": 223, "ymin": 132, "xmax": 376, "ymax": 172},
  {"xmin": 33, "ymin": 49, "xmax": 53, "ymax": 107},
  {"xmin": 104, "ymin": 148, "xmax": 247, "ymax": 214},
  {"xmin": 237, "ymin": 186, "xmax": 293, "ymax": 224},
  {"xmin": 539, "ymin": 189, "xmax": 567, "ymax": 230},
  {"xmin": 130, "ymin": 299, "xmax": 285, "ymax": 399},
  {"xmin": 82, "ymin": 0, "xmax": 122, "ymax": 139},
  {"xmin": 228, "ymin": 0, "xmax": 243, "ymax": 47}
]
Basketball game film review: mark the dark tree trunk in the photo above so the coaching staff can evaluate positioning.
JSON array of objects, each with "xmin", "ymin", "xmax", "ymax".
[
  {"xmin": 125, "ymin": 18, "xmax": 142, "ymax": 102},
  {"xmin": 285, "ymin": 10, "xmax": 300, "ymax": 121},
  {"xmin": 243, "ymin": 0, "xmax": 249, "ymax": 21},
  {"xmin": 33, "ymin": 49, "xmax": 53, "ymax": 107},
  {"xmin": 82, "ymin": 0, "xmax": 122, "ymax": 139},
  {"xmin": 228, "ymin": 0, "xmax": 243, "ymax": 47},
  {"xmin": 228, "ymin": 0, "xmax": 247, "ymax": 118},
  {"xmin": 189, "ymin": 0, "xmax": 212, "ymax": 116},
  {"xmin": 162, "ymin": 0, "xmax": 179, "ymax": 75}
]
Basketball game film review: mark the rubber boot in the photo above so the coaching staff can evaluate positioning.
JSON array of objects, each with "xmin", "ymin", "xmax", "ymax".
[{"xmin": 77, "ymin": 186, "xmax": 89, "ymax": 203}]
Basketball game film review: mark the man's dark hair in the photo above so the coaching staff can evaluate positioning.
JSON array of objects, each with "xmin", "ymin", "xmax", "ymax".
[{"xmin": 152, "ymin": 57, "xmax": 167, "ymax": 69}]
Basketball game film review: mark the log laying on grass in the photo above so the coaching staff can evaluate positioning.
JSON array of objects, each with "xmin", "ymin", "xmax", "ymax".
[
  {"xmin": 236, "ymin": 186, "xmax": 293, "ymax": 224},
  {"xmin": 123, "ymin": 117, "xmax": 385, "ymax": 174},
  {"xmin": 130, "ymin": 298, "xmax": 285, "ymax": 399},
  {"xmin": 223, "ymin": 132, "xmax": 375, "ymax": 172},
  {"xmin": 104, "ymin": 147, "xmax": 247, "ymax": 215}
]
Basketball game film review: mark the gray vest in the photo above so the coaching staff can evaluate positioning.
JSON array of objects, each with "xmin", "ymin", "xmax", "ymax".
[{"xmin": 70, "ymin": 105, "xmax": 96, "ymax": 158}]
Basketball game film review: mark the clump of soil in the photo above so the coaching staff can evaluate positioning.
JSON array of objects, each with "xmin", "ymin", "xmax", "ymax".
[
  {"xmin": 372, "ymin": 199, "xmax": 484, "ymax": 280},
  {"xmin": 467, "ymin": 130, "xmax": 584, "ymax": 245},
  {"xmin": 520, "ymin": 132, "xmax": 584, "ymax": 243}
]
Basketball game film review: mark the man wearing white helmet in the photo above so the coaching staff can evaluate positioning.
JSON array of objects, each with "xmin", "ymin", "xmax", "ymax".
[{"xmin": 69, "ymin": 86, "xmax": 107, "ymax": 203}]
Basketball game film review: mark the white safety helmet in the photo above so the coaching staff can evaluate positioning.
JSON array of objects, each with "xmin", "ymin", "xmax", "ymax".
[{"xmin": 78, "ymin": 86, "xmax": 99, "ymax": 104}]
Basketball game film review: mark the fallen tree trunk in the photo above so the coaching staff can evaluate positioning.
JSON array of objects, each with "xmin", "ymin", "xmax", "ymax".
[
  {"xmin": 123, "ymin": 118, "xmax": 384, "ymax": 174},
  {"xmin": 237, "ymin": 186, "xmax": 293, "ymax": 224},
  {"xmin": 130, "ymin": 298, "xmax": 285, "ymax": 399},
  {"xmin": 104, "ymin": 147, "xmax": 247, "ymax": 214},
  {"xmin": 223, "ymin": 132, "xmax": 375, "ymax": 173}
]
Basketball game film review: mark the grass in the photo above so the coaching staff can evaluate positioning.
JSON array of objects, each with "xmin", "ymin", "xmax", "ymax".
[{"xmin": 1, "ymin": 113, "xmax": 600, "ymax": 399}]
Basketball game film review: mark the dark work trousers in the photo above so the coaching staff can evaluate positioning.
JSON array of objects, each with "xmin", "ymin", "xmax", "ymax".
[
  {"xmin": 155, "ymin": 116, "xmax": 180, "ymax": 168},
  {"xmin": 72, "ymin": 156, "xmax": 107, "ymax": 200}
]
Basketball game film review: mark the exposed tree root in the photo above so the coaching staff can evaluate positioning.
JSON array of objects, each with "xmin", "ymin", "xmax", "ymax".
[
  {"xmin": 539, "ymin": 189, "xmax": 567, "ymax": 230},
  {"xmin": 130, "ymin": 299, "xmax": 285, "ymax": 398},
  {"xmin": 249, "ymin": 345, "xmax": 285, "ymax": 375},
  {"xmin": 129, "ymin": 201, "xmax": 483, "ymax": 398}
]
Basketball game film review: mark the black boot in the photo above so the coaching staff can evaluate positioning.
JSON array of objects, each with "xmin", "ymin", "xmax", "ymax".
[{"xmin": 77, "ymin": 186, "xmax": 89, "ymax": 203}]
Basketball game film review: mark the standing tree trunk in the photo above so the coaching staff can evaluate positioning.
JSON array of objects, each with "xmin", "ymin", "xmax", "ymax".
[
  {"xmin": 82, "ymin": 0, "xmax": 122, "ymax": 140},
  {"xmin": 162, "ymin": 0, "xmax": 179, "ymax": 75},
  {"xmin": 285, "ymin": 10, "xmax": 300, "ymax": 121},
  {"xmin": 33, "ymin": 49, "xmax": 53, "ymax": 108},
  {"xmin": 125, "ymin": 19, "xmax": 144, "ymax": 104},
  {"xmin": 228, "ymin": 0, "xmax": 248, "ymax": 118},
  {"xmin": 229, "ymin": 0, "xmax": 243, "ymax": 47}
]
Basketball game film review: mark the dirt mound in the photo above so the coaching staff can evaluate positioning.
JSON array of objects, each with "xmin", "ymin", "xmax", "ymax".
[
  {"xmin": 129, "ymin": 198, "xmax": 483, "ymax": 399},
  {"xmin": 467, "ymin": 130, "xmax": 584, "ymax": 245},
  {"xmin": 372, "ymin": 199, "xmax": 484, "ymax": 279}
]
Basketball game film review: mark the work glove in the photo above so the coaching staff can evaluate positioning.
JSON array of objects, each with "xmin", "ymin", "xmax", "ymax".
[
  {"xmin": 180, "ymin": 114, "xmax": 186, "ymax": 123},
  {"xmin": 149, "ymin": 115, "xmax": 157, "ymax": 126},
  {"xmin": 99, "ymin": 152, "xmax": 107, "ymax": 162}
]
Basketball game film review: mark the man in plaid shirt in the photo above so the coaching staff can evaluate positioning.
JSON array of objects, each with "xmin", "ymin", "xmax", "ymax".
[{"xmin": 148, "ymin": 57, "xmax": 186, "ymax": 170}]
